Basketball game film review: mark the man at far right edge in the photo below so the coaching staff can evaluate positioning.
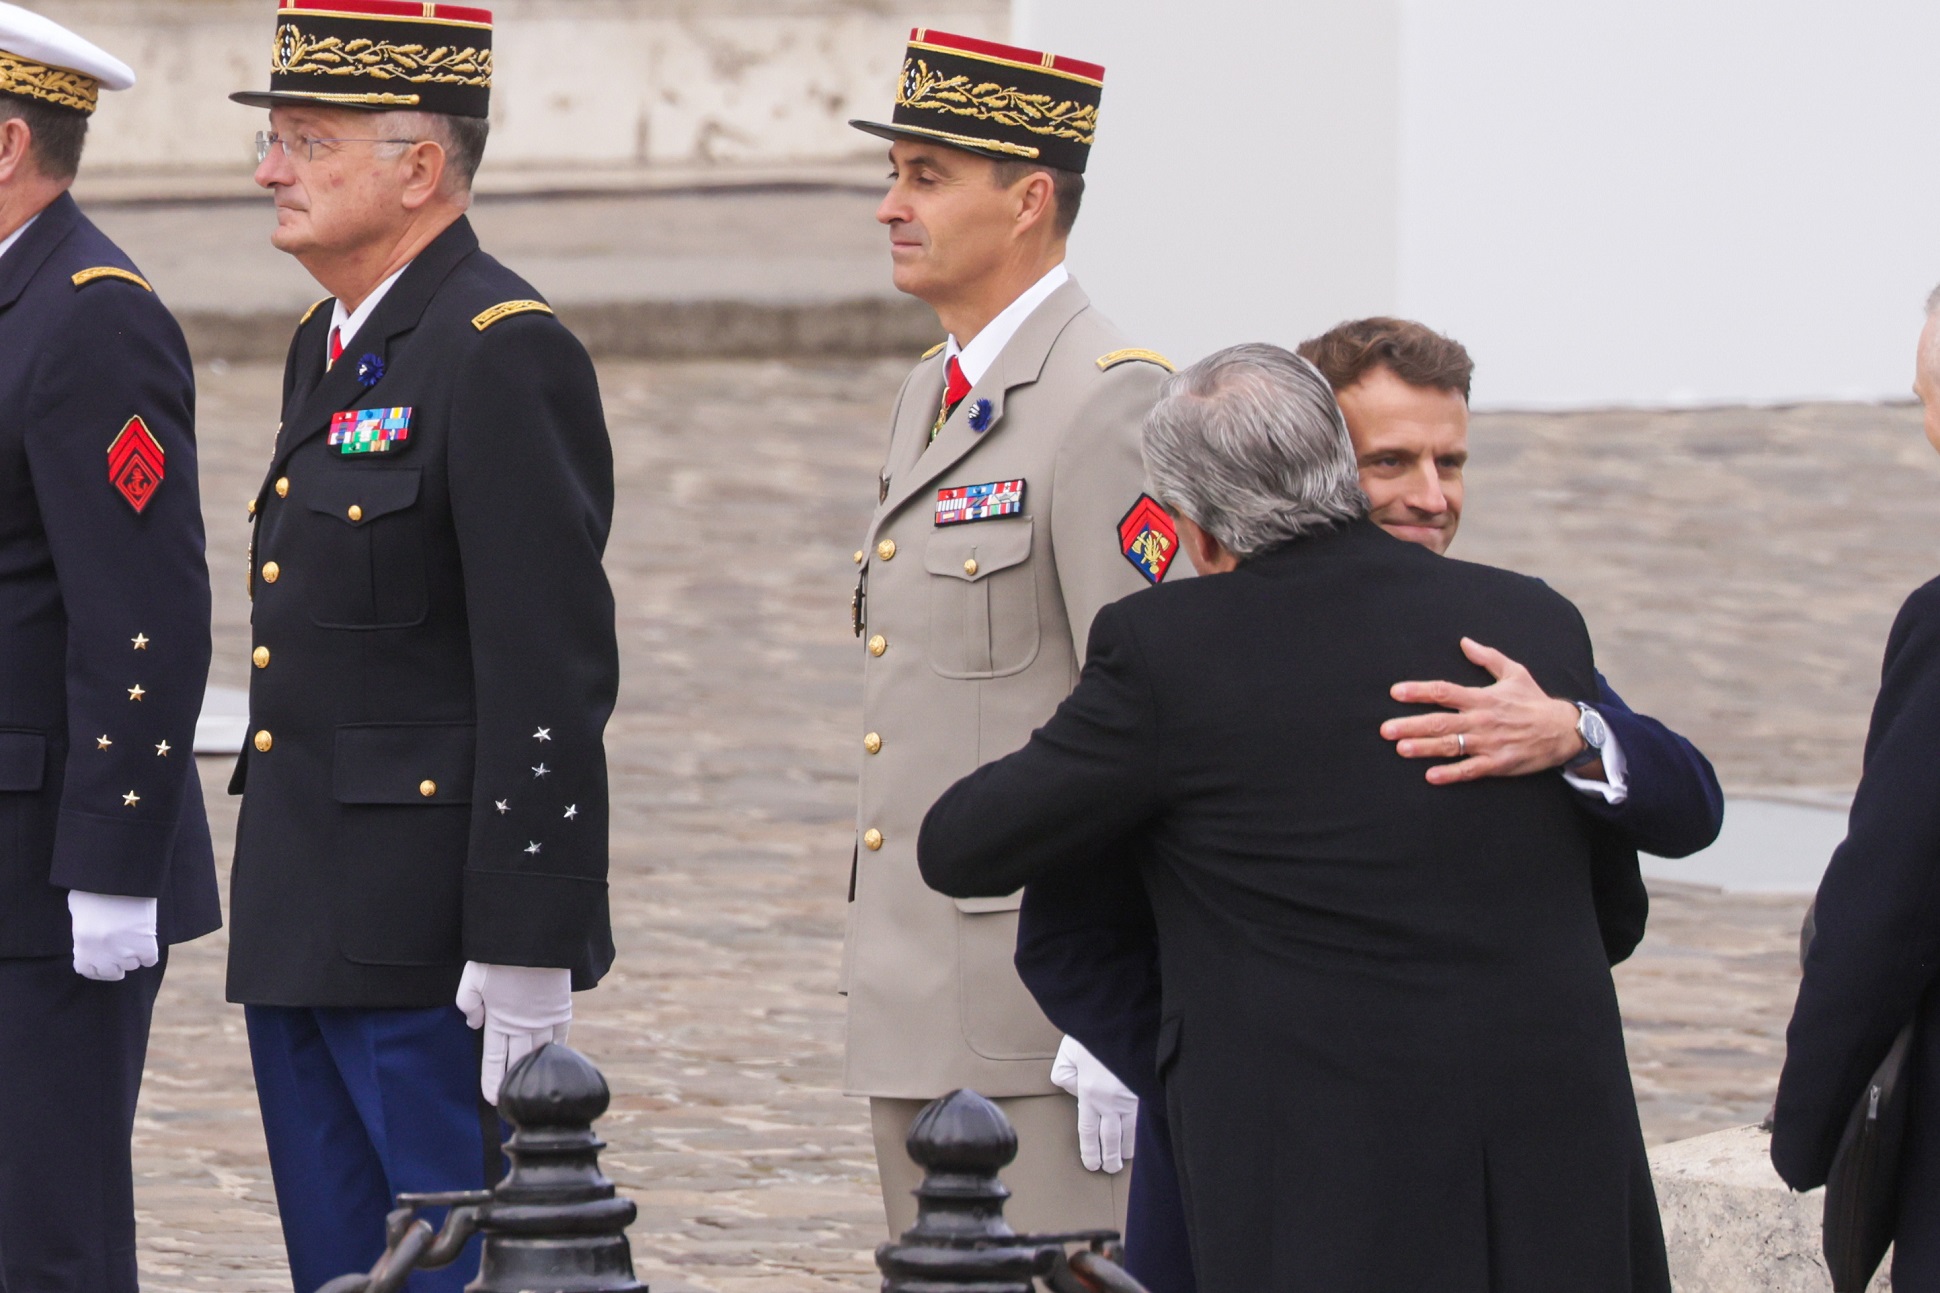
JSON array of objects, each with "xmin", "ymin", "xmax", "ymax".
[{"xmin": 1772, "ymin": 285, "xmax": 1940, "ymax": 1285}]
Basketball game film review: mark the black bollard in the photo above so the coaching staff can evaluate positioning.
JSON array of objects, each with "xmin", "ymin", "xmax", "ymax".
[
  {"xmin": 875, "ymin": 1090, "xmax": 1150, "ymax": 1293},
  {"xmin": 315, "ymin": 1043, "xmax": 644, "ymax": 1293},
  {"xmin": 471, "ymin": 1043, "xmax": 645, "ymax": 1293}
]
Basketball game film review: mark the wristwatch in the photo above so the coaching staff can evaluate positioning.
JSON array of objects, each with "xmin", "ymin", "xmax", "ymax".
[{"xmin": 1565, "ymin": 702, "xmax": 1608, "ymax": 772}]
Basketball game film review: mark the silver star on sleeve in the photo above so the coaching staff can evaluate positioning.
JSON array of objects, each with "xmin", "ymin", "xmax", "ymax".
[
  {"xmin": 524, "ymin": 841, "xmax": 542, "ymax": 855},
  {"xmin": 532, "ymin": 763, "xmax": 550, "ymax": 778},
  {"xmin": 495, "ymin": 799, "xmax": 510, "ymax": 814},
  {"xmin": 534, "ymin": 727, "xmax": 552, "ymax": 742},
  {"xmin": 563, "ymin": 804, "xmax": 578, "ymax": 820}
]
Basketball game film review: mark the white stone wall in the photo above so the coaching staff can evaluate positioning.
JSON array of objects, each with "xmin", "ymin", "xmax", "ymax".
[
  {"xmin": 1651, "ymin": 1125, "xmax": 1892, "ymax": 1292},
  {"xmin": 29, "ymin": 0, "xmax": 1008, "ymax": 177}
]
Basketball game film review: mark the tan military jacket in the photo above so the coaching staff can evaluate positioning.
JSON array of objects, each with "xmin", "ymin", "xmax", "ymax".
[{"xmin": 843, "ymin": 277, "xmax": 1176, "ymax": 1098}]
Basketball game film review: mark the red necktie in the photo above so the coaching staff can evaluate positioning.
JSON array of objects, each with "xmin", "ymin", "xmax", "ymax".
[
  {"xmin": 944, "ymin": 355, "xmax": 971, "ymax": 408},
  {"xmin": 329, "ymin": 326, "xmax": 344, "ymax": 368}
]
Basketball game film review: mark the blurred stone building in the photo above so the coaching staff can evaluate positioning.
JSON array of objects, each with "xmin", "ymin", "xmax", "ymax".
[{"xmin": 37, "ymin": 0, "xmax": 1009, "ymax": 193}]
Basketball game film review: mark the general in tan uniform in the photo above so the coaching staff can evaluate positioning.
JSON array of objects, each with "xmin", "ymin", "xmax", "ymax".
[{"xmin": 844, "ymin": 28, "xmax": 1181, "ymax": 1237}]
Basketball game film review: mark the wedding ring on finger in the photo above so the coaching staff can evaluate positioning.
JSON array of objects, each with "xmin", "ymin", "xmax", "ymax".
[{"xmin": 1456, "ymin": 732, "xmax": 1466, "ymax": 756}]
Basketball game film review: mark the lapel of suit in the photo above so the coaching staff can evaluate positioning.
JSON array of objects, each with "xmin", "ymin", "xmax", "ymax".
[
  {"xmin": 0, "ymin": 193, "xmax": 81, "ymax": 316},
  {"xmin": 878, "ymin": 278, "xmax": 1090, "ymax": 522},
  {"xmin": 882, "ymin": 356, "xmax": 948, "ymax": 496},
  {"xmin": 269, "ymin": 216, "xmax": 481, "ymax": 473}
]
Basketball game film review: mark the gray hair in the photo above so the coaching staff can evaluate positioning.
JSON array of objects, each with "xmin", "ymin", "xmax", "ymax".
[
  {"xmin": 380, "ymin": 110, "xmax": 489, "ymax": 194},
  {"xmin": 1142, "ymin": 343, "xmax": 1368, "ymax": 559}
]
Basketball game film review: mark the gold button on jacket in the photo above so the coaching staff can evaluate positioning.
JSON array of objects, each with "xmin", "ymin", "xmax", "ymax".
[
  {"xmin": 275, "ymin": 476, "xmax": 289, "ymax": 498},
  {"xmin": 876, "ymin": 539, "xmax": 897, "ymax": 561},
  {"xmin": 419, "ymin": 780, "xmax": 437, "ymax": 798},
  {"xmin": 254, "ymin": 730, "xmax": 273, "ymax": 753},
  {"xmin": 843, "ymin": 275, "xmax": 1180, "ymax": 1103},
  {"xmin": 261, "ymin": 561, "xmax": 280, "ymax": 584},
  {"xmin": 347, "ymin": 504, "xmax": 363, "ymax": 522},
  {"xmin": 863, "ymin": 732, "xmax": 882, "ymax": 754},
  {"xmin": 253, "ymin": 646, "xmax": 270, "ymax": 669}
]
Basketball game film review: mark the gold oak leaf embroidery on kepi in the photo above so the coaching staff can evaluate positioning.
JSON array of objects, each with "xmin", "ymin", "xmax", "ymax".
[
  {"xmin": 272, "ymin": 25, "xmax": 492, "ymax": 88},
  {"xmin": 897, "ymin": 59, "xmax": 1097, "ymax": 145}
]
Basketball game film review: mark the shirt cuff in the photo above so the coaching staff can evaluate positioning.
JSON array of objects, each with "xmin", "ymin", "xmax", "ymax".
[{"xmin": 1562, "ymin": 722, "xmax": 1629, "ymax": 804}]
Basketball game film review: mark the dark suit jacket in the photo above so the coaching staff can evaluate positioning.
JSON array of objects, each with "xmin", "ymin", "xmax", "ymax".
[
  {"xmin": 0, "ymin": 193, "xmax": 218, "ymax": 956},
  {"xmin": 1773, "ymin": 576, "xmax": 1940, "ymax": 1284},
  {"xmin": 1015, "ymin": 672, "xmax": 1717, "ymax": 1292},
  {"xmin": 225, "ymin": 216, "xmax": 618, "ymax": 1008},
  {"xmin": 1580, "ymin": 676, "xmax": 1723, "ymax": 861},
  {"xmin": 920, "ymin": 520, "xmax": 1669, "ymax": 1292}
]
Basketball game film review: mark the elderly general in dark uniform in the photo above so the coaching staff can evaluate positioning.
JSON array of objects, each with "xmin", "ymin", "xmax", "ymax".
[
  {"xmin": 228, "ymin": 4, "xmax": 618, "ymax": 1289},
  {"xmin": 921, "ymin": 345, "xmax": 1670, "ymax": 1291},
  {"xmin": 0, "ymin": 5, "xmax": 219, "ymax": 1290}
]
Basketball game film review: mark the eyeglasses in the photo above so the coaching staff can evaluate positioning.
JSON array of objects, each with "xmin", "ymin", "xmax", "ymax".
[{"xmin": 255, "ymin": 131, "xmax": 421, "ymax": 165}]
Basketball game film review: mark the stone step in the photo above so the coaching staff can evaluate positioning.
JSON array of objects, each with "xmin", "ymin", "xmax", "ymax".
[{"xmin": 1652, "ymin": 1124, "xmax": 1890, "ymax": 1291}]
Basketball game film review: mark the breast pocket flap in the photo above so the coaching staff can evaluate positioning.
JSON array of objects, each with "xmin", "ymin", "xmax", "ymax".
[
  {"xmin": 925, "ymin": 518, "xmax": 1033, "ymax": 583},
  {"xmin": 305, "ymin": 467, "xmax": 422, "ymax": 526},
  {"xmin": 0, "ymin": 730, "xmax": 46, "ymax": 792},
  {"xmin": 333, "ymin": 722, "xmax": 475, "ymax": 804}
]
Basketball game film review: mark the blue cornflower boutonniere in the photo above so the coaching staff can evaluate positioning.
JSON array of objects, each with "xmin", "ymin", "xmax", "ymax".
[
  {"xmin": 357, "ymin": 353, "xmax": 385, "ymax": 388},
  {"xmin": 968, "ymin": 399, "xmax": 995, "ymax": 433}
]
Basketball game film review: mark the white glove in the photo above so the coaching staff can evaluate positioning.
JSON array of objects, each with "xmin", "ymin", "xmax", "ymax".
[
  {"xmin": 1050, "ymin": 1034, "xmax": 1138, "ymax": 1174},
  {"xmin": 455, "ymin": 961, "xmax": 573, "ymax": 1106},
  {"xmin": 67, "ymin": 890, "xmax": 159, "ymax": 982}
]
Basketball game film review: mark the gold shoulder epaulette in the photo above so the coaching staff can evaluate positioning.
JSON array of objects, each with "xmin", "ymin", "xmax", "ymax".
[
  {"xmin": 300, "ymin": 297, "xmax": 330, "ymax": 325},
  {"xmin": 921, "ymin": 341, "xmax": 947, "ymax": 360},
  {"xmin": 473, "ymin": 300, "xmax": 555, "ymax": 332},
  {"xmin": 1097, "ymin": 348, "xmax": 1174, "ymax": 373},
  {"xmin": 72, "ymin": 266, "xmax": 152, "ymax": 292}
]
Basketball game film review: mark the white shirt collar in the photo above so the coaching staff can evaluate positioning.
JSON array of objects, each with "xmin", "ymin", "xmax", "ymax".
[
  {"xmin": 944, "ymin": 262, "xmax": 1070, "ymax": 386},
  {"xmin": 0, "ymin": 213, "xmax": 42, "ymax": 267},
  {"xmin": 328, "ymin": 263, "xmax": 410, "ymax": 363}
]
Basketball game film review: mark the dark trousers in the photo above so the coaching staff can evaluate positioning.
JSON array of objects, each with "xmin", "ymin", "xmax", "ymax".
[
  {"xmin": 1126, "ymin": 1110, "xmax": 1196, "ymax": 1293},
  {"xmin": 245, "ymin": 1004, "xmax": 492, "ymax": 1293},
  {"xmin": 0, "ymin": 953, "xmax": 165, "ymax": 1293}
]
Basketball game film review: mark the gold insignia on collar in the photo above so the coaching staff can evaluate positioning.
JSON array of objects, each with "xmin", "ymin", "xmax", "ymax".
[
  {"xmin": 1097, "ymin": 348, "xmax": 1175, "ymax": 373},
  {"xmin": 472, "ymin": 300, "xmax": 555, "ymax": 332},
  {"xmin": 301, "ymin": 297, "xmax": 331, "ymax": 325},
  {"xmin": 921, "ymin": 342, "xmax": 947, "ymax": 360},
  {"xmin": 71, "ymin": 267, "xmax": 153, "ymax": 292}
]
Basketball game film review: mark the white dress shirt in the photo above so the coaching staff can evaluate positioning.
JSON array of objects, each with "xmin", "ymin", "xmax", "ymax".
[
  {"xmin": 942, "ymin": 261, "xmax": 1070, "ymax": 386},
  {"xmin": 1563, "ymin": 722, "xmax": 1629, "ymax": 804},
  {"xmin": 326, "ymin": 263, "xmax": 409, "ymax": 365},
  {"xmin": 0, "ymin": 212, "xmax": 41, "ymax": 267}
]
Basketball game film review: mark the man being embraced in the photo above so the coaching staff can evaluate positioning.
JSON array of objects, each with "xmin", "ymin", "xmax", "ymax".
[{"xmin": 920, "ymin": 344, "xmax": 1671, "ymax": 1291}]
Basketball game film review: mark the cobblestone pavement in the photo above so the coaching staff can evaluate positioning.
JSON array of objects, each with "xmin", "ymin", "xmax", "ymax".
[{"xmin": 137, "ymin": 362, "xmax": 1930, "ymax": 1288}]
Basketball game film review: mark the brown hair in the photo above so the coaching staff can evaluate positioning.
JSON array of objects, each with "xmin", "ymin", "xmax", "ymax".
[
  {"xmin": 989, "ymin": 158, "xmax": 1085, "ymax": 238},
  {"xmin": 1297, "ymin": 317, "xmax": 1473, "ymax": 401}
]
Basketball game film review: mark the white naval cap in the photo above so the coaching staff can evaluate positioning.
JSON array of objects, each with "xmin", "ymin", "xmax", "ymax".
[{"xmin": 0, "ymin": 2, "xmax": 134, "ymax": 115}]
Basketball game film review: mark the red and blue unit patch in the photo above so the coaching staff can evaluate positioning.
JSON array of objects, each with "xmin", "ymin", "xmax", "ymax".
[
  {"xmin": 1118, "ymin": 493, "xmax": 1179, "ymax": 584},
  {"xmin": 329, "ymin": 406, "xmax": 413, "ymax": 455},
  {"xmin": 935, "ymin": 479, "xmax": 1025, "ymax": 526},
  {"xmin": 107, "ymin": 416, "xmax": 165, "ymax": 513}
]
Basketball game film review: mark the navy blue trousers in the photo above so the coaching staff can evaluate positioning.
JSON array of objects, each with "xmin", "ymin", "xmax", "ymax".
[
  {"xmin": 1126, "ymin": 1110, "xmax": 1196, "ymax": 1293},
  {"xmin": 246, "ymin": 1004, "xmax": 492, "ymax": 1293},
  {"xmin": 0, "ymin": 953, "xmax": 164, "ymax": 1293}
]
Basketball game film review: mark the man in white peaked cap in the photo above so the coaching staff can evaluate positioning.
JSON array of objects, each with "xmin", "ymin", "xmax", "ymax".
[{"xmin": 0, "ymin": 5, "xmax": 220, "ymax": 1290}]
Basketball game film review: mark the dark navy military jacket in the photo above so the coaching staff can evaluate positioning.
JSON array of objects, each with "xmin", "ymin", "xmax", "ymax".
[
  {"xmin": 226, "ymin": 216, "xmax": 618, "ymax": 1009},
  {"xmin": 0, "ymin": 192, "xmax": 219, "ymax": 956}
]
